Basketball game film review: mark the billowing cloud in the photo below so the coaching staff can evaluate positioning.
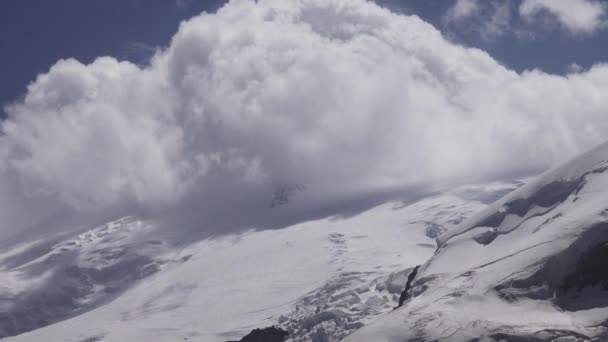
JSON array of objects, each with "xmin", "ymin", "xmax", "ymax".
[
  {"xmin": 519, "ymin": 0, "xmax": 607, "ymax": 34},
  {"xmin": 2, "ymin": 0, "xmax": 608, "ymax": 236}
]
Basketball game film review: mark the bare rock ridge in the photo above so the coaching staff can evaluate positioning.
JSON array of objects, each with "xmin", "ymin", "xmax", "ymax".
[{"xmin": 398, "ymin": 265, "xmax": 420, "ymax": 308}]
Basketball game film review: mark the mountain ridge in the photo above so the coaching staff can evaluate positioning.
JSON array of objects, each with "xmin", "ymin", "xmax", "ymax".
[{"xmin": 345, "ymin": 142, "xmax": 608, "ymax": 341}]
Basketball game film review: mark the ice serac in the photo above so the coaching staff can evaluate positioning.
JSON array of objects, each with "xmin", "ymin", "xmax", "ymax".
[{"xmin": 344, "ymin": 142, "xmax": 608, "ymax": 342}]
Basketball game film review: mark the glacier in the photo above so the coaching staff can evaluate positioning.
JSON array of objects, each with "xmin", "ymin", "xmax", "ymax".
[{"xmin": 345, "ymin": 143, "xmax": 608, "ymax": 341}]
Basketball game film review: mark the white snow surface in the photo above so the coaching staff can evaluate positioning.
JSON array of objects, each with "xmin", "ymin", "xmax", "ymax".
[
  {"xmin": 0, "ymin": 182, "xmax": 517, "ymax": 342},
  {"xmin": 345, "ymin": 142, "xmax": 608, "ymax": 341},
  {"xmin": 9, "ymin": 137, "xmax": 608, "ymax": 342}
]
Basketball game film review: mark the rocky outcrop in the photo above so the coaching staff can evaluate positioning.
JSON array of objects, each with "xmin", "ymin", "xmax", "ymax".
[
  {"xmin": 227, "ymin": 326, "xmax": 289, "ymax": 342},
  {"xmin": 398, "ymin": 265, "xmax": 420, "ymax": 307}
]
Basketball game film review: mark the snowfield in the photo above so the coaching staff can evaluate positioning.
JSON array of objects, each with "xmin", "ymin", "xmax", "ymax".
[
  {"xmin": 0, "ymin": 181, "xmax": 516, "ymax": 342},
  {"xmin": 345, "ymin": 142, "xmax": 608, "ymax": 341},
  {"xmin": 8, "ymin": 135, "xmax": 608, "ymax": 342},
  {"xmin": 8, "ymin": 142, "xmax": 608, "ymax": 342}
]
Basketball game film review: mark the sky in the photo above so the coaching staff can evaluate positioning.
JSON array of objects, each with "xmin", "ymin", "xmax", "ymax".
[
  {"xmin": 1, "ymin": 0, "xmax": 608, "ymax": 239},
  {"xmin": 0, "ymin": 0, "xmax": 226, "ymax": 118}
]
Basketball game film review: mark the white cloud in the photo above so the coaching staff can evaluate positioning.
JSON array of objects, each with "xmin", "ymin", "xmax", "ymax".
[
  {"xmin": 519, "ymin": 0, "xmax": 607, "ymax": 34},
  {"xmin": 2, "ymin": 0, "xmax": 608, "ymax": 234},
  {"xmin": 482, "ymin": 2, "xmax": 513, "ymax": 40},
  {"xmin": 445, "ymin": 0, "xmax": 480, "ymax": 21},
  {"xmin": 568, "ymin": 62, "xmax": 584, "ymax": 73},
  {"xmin": 442, "ymin": 1, "xmax": 515, "ymax": 41}
]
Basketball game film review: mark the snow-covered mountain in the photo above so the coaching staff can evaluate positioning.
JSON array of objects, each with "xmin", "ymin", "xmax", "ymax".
[
  {"xmin": 0, "ymin": 179, "xmax": 517, "ymax": 341},
  {"xmin": 8, "ymin": 141, "xmax": 608, "ymax": 342},
  {"xmin": 345, "ymin": 142, "xmax": 608, "ymax": 341}
]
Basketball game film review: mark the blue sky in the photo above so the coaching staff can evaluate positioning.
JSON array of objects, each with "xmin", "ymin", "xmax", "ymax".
[
  {"xmin": 1, "ymin": 0, "xmax": 607, "ymax": 118},
  {"xmin": 0, "ymin": 0, "xmax": 225, "ymax": 117}
]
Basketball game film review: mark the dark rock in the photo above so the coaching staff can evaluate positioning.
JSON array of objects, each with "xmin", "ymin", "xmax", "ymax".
[
  {"xmin": 473, "ymin": 228, "xmax": 498, "ymax": 245},
  {"xmin": 424, "ymin": 222, "xmax": 447, "ymax": 239},
  {"xmin": 475, "ymin": 180, "xmax": 582, "ymax": 230},
  {"xmin": 398, "ymin": 265, "xmax": 420, "ymax": 307},
  {"xmin": 227, "ymin": 326, "xmax": 289, "ymax": 342},
  {"xmin": 494, "ymin": 222, "xmax": 608, "ymax": 312},
  {"xmin": 270, "ymin": 185, "xmax": 305, "ymax": 208},
  {"xmin": 561, "ymin": 241, "xmax": 608, "ymax": 292},
  {"xmin": 311, "ymin": 327, "xmax": 329, "ymax": 342}
]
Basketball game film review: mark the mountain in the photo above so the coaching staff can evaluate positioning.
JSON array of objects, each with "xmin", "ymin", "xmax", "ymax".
[
  {"xmin": 0, "ymin": 179, "xmax": 516, "ymax": 341},
  {"xmin": 345, "ymin": 142, "xmax": 608, "ymax": 341},
  {"xmin": 9, "ymin": 141, "xmax": 608, "ymax": 342}
]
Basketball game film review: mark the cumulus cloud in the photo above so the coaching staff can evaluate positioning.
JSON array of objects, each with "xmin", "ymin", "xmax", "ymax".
[
  {"xmin": 2, "ymin": 0, "xmax": 608, "ymax": 236},
  {"xmin": 519, "ymin": 0, "xmax": 607, "ymax": 34}
]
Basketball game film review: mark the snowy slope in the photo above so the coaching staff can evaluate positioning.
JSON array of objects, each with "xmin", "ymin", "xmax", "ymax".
[
  {"xmin": 345, "ymin": 142, "xmax": 608, "ymax": 341},
  {"xmin": 0, "ymin": 182, "xmax": 516, "ymax": 342}
]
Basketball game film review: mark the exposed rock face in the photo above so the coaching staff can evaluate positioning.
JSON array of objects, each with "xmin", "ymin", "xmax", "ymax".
[
  {"xmin": 227, "ymin": 326, "xmax": 288, "ymax": 342},
  {"xmin": 270, "ymin": 185, "xmax": 305, "ymax": 207},
  {"xmin": 398, "ymin": 265, "xmax": 420, "ymax": 307},
  {"xmin": 424, "ymin": 222, "xmax": 447, "ymax": 239},
  {"xmin": 344, "ymin": 142, "xmax": 608, "ymax": 341}
]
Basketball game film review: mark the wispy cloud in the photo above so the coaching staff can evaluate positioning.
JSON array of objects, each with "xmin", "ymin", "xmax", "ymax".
[
  {"xmin": 444, "ymin": 0, "xmax": 480, "ymax": 22},
  {"xmin": 124, "ymin": 41, "xmax": 159, "ymax": 64},
  {"xmin": 174, "ymin": 0, "xmax": 193, "ymax": 9},
  {"xmin": 519, "ymin": 0, "xmax": 607, "ymax": 35},
  {"xmin": 443, "ymin": 0, "xmax": 606, "ymax": 41},
  {"xmin": 442, "ymin": 0, "xmax": 518, "ymax": 42}
]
